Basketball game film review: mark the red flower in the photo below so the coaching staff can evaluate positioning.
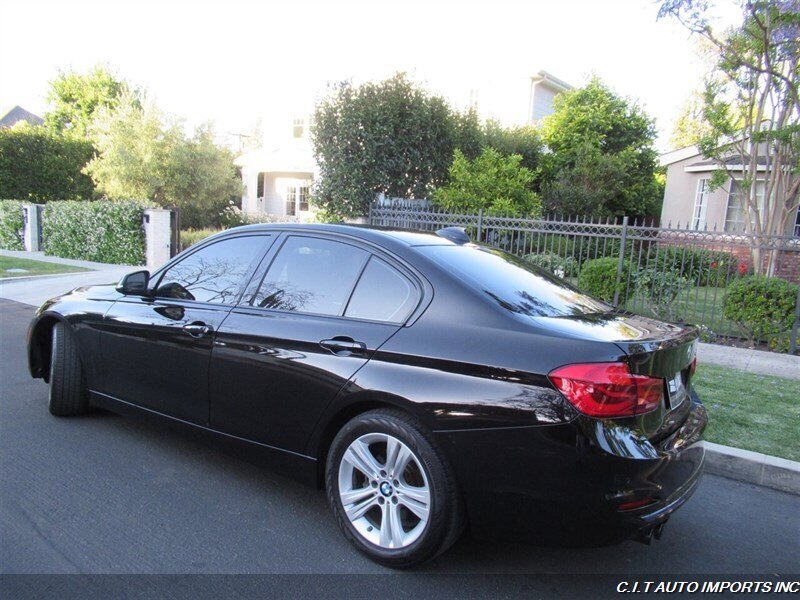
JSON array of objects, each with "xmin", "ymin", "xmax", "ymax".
[{"xmin": 738, "ymin": 262, "xmax": 748, "ymax": 275}]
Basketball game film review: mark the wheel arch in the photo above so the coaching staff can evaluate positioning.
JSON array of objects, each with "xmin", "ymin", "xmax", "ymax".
[
  {"xmin": 28, "ymin": 313, "xmax": 69, "ymax": 381},
  {"xmin": 308, "ymin": 391, "xmax": 433, "ymax": 488}
]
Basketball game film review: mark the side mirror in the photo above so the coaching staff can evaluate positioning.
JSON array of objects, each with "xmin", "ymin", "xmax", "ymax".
[{"xmin": 116, "ymin": 270, "xmax": 151, "ymax": 296}]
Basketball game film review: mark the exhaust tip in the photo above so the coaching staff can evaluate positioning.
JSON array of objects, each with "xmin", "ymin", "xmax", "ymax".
[{"xmin": 635, "ymin": 522, "xmax": 667, "ymax": 545}]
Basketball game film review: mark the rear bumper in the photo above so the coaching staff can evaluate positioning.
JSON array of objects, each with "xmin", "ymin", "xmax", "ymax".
[{"xmin": 435, "ymin": 394, "xmax": 707, "ymax": 545}]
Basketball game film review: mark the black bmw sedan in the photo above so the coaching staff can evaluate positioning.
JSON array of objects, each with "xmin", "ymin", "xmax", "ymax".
[{"xmin": 27, "ymin": 223, "xmax": 707, "ymax": 567}]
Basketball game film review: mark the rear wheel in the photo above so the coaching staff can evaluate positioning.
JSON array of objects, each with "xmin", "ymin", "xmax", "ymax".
[
  {"xmin": 48, "ymin": 322, "xmax": 89, "ymax": 417},
  {"xmin": 326, "ymin": 409, "xmax": 464, "ymax": 568}
]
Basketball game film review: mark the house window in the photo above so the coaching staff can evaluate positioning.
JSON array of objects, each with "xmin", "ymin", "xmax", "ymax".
[
  {"xmin": 293, "ymin": 118, "xmax": 304, "ymax": 138},
  {"xmin": 299, "ymin": 186, "xmax": 309, "ymax": 212},
  {"xmin": 286, "ymin": 187, "xmax": 297, "ymax": 216},
  {"xmin": 794, "ymin": 205, "xmax": 800, "ymax": 237},
  {"xmin": 692, "ymin": 179, "xmax": 710, "ymax": 230},
  {"xmin": 725, "ymin": 180, "xmax": 766, "ymax": 233},
  {"xmin": 257, "ymin": 173, "xmax": 266, "ymax": 199}
]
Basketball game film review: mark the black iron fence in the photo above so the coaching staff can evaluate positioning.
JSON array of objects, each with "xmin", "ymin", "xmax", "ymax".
[{"xmin": 368, "ymin": 203, "xmax": 800, "ymax": 354}]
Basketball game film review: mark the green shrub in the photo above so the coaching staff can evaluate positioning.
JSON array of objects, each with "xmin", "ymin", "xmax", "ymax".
[
  {"xmin": 0, "ymin": 200, "xmax": 25, "ymax": 250},
  {"xmin": 723, "ymin": 275, "xmax": 798, "ymax": 346},
  {"xmin": 180, "ymin": 228, "xmax": 220, "ymax": 250},
  {"xmin": 0, "ymin": 125, "xmax": 95, "ymax": 201},
  {"xmin": 527, "ymin": 233, "xmax": 621, "ymax": 264},
  {"xmin": 635, "ymin": 267, "xmax": 692, "ymax": 321},
  {"xmin": 42, "ymin": 200, "xmax": 150, "ymax": 265},
  {"xmin": 647, "ymin": 246, "xmax": 737, "ymax": 287},
  {"xmin": 523, "ymin": 252, "xmax": 579, "ymax": 278},
  {"xmin": 578, "ymin": 257, "xmax": 631, "ymax": 304}
]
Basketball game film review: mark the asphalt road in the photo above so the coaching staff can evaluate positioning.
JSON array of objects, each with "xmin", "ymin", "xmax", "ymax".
[{"xmin": 1, "ymin": 298, "xmax": 798, "ymax": 580}]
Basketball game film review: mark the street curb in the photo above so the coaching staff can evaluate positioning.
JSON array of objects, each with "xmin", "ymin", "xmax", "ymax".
[{"xmin": 702, "ymin": 441, "xmax": 800, "ymax": 495}]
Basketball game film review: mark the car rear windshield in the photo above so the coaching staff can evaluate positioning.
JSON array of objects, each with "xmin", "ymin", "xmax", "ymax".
[{"xmin": 420, "ymin": 245, "xmax": 611, "ymax": 318}]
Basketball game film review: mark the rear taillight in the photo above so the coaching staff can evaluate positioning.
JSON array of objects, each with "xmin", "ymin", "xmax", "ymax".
[{"xmin": 548, "ymin": 362, "xmax": 664, "ymax": 418}]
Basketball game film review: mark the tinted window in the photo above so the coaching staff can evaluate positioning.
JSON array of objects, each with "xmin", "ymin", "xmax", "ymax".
[
  {"xmin": 155, "ymin": 236, "xmax": 267, "ymax": 304},
  {"xmin": 252, "ymin": 236, "xmax": 367, "ymax": 316},
  {"xmin": 346, "ymin": 257, "xmax": 417, "ymax": 322},
  {"xmin": 421, "ymin": 245, "xmax": 610, "ymax": 317}
]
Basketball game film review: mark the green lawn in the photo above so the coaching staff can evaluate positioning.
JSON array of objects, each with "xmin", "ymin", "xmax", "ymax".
[
  {"xmin": 693, "ymin": 364, "xmax": 800, "ymax": 461},
  {"xmin": 0, "ymin": 255, "xmax": 91, "ymax": 278}
]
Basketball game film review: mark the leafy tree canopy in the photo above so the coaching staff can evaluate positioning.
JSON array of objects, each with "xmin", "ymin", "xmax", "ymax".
[
  {"xmin": 433, "ymin": 148, "xmax": 541, "ymax": 216},
  {"xmin": 670, "ymin": 90, "xmax": 716, "ymax": 149},
  {"xmin": 45, "ymin": 65, "xmax": 136, "ymax": 138},
  {"xmin": 311, "ymin": 73, "xmax": 473, "ymax": 219},
  {"xmin": 86, "ymin": 96, "xmax": 241, "ymax": 228},
  {"xmin": 540, "ymin": 77, "xmax": 661, "ymax": 217}
]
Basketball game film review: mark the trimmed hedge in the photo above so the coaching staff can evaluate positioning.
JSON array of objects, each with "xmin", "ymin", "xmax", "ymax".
[
  {"xmin": 723, "ymin": 275, "xmax": 798, "ymax": 346},
  {"xmin": 0, "ymin": 126, "xmax": 95, "ymax": 201},
  {"xmin": 578, "ymin": 256, "xmax": 631, "ymax": 304},
  {"xmin": 42, "ymin": 201, "xmax": 150, "ymax": 265},
  {"xmin": 0, "ymin": 200, "xmax": 25, "ymax": 250}
]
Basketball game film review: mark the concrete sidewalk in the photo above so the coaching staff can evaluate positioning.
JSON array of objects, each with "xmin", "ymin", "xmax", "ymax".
[
  {"xmin": 698, "ymin": 342, "xmax": 800, "ymax": 379},
  {"xmin": 0, "ymin": 250, "xmax": 136, "ymax": 307}
]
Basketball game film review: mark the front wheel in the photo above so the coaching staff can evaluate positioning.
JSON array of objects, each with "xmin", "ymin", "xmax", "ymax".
[
  {"xmin": 326, "ymin": 409, "xmax": 464, "ymax": 568},
  {"xmin": 48, "ymin": 322, "xmax": 89, "ymax": 416}
]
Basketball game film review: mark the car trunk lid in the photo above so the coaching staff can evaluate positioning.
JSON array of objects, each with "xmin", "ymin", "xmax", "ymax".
[{"xmin": 535, "ymin": 311, "xmax": 699, "ymax": 440}]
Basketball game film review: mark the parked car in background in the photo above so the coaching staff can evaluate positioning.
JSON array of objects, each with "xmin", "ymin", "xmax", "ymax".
[{"xmin": 27, "ymin": 224, "xmax": 707, "ymax": 567}]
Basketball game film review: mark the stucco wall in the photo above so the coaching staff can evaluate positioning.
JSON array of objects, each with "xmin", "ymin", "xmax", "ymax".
[{"xmin": 662, "ymin": 158, "xmax": 738, "ymax": 231}]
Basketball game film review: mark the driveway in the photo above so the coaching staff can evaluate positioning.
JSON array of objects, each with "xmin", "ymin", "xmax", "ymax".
[{"xmin": 1, "ymin": 298, "xmax": 798, "ymax": 588}]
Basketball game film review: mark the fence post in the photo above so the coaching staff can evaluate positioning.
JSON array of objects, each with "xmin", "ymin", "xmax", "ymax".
[
  {"xmin": 612, "ymin": 216, "xmax": 629, "ymax": 308},
  {"xmin": 790, "ymin": 283, "xmax": 800, "ymax": 355},
  {"xmin": 368, "ymin": 201, "xmax": 373, "ymax": 226},
  {"xmin": 476, "ymin": 208, "xmax": 483, "ymax": 242}
]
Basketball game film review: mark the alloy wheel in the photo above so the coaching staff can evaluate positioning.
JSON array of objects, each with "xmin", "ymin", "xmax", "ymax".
[{"xmin": 337, "ymin": 433, "xmax": 431, "ymax": 549}]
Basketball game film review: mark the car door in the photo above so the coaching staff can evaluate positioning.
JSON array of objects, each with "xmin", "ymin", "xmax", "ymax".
[
  {"xmin": 209, "ymin": 233, "xmax": 422, "ymax": 453},
  {"xmin": 99, "ymin": 234, "xmax": 274, "ymax": 424}
]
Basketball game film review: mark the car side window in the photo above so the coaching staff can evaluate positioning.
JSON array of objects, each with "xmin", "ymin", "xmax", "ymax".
[
  {"xmin": 345, "ymin": 257, "xmax": 418, "ymax": 323},
  {"xmin": 155, "ymin": 236, "xmax": 267, "ymax": 304},
  {"xmin": 251, "ymin": 236, "xmax": 367, "ymax": 316}
]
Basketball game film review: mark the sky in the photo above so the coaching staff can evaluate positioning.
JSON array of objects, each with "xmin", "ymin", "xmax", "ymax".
[{"xmin": 0, "ymin": 0, "xmax": 729, "ymax": 152}]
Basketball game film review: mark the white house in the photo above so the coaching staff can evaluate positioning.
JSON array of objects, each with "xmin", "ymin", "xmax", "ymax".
[
  {"xmin": 234, "ymin": 117, "xmax": 316, "ymax": 221},
  {"xmin": 528, "ymin": 70, "xmax": 572, "ymax": 123}
]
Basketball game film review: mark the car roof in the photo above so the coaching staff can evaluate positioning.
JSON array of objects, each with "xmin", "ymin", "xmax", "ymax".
[{"xmin": 223, "ymin": 223, "xmax": 456, "ymax": 249}]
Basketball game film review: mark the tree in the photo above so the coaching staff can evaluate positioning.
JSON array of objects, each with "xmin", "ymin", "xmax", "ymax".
[
  {"xmin": 670, "ymin": 90, "xmax": 715, "ymax": 149},
  {"xmin": 311, "ymin": 73, "xmax": 476, "ymax": 219},
  {"xmin": 0, "ymin": 123, "xmax": 95, "ymax": 201},
  {"xmin": 540, "ymin": 78, "xmax": 662, "ymax": 217},
  {"xmin": 168, "ymin": 124, "xmax": 243, "ymax": 228},
  {"xmin": 433, "ymin": 148, "xmax": 541, "ymax": 216},
  {"xmin": 86, "ymin": 96, "xmax": 241, "ymax": 228},
  {"xmin": 483, "ymin": 121, "xmax": 543, "ymax": 174},
  {"xmin": 659, "ymin": 0, "xmax": 800, "ymax": 273},
  {"xmin": 45, "ymin": 65, "xmax": 135, "ymax": 138}
]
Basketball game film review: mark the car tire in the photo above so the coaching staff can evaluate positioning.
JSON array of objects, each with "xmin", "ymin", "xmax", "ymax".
[
  {"xmin": 326, "ymin": 409, "xmax": 464, "ymax": 568},
  {"xmin": 48, "ymin": 322, "xmax": 89, "ymax": 417}
]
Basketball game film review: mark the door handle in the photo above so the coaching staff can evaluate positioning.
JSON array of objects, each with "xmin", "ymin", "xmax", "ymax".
[
  {"xmin": 319, "ymin": 337, "xmax": 367, "ymax": 355},
  {"xmin": 183, "ymin": 322, "xmax": 212, "ymax": 337}
]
